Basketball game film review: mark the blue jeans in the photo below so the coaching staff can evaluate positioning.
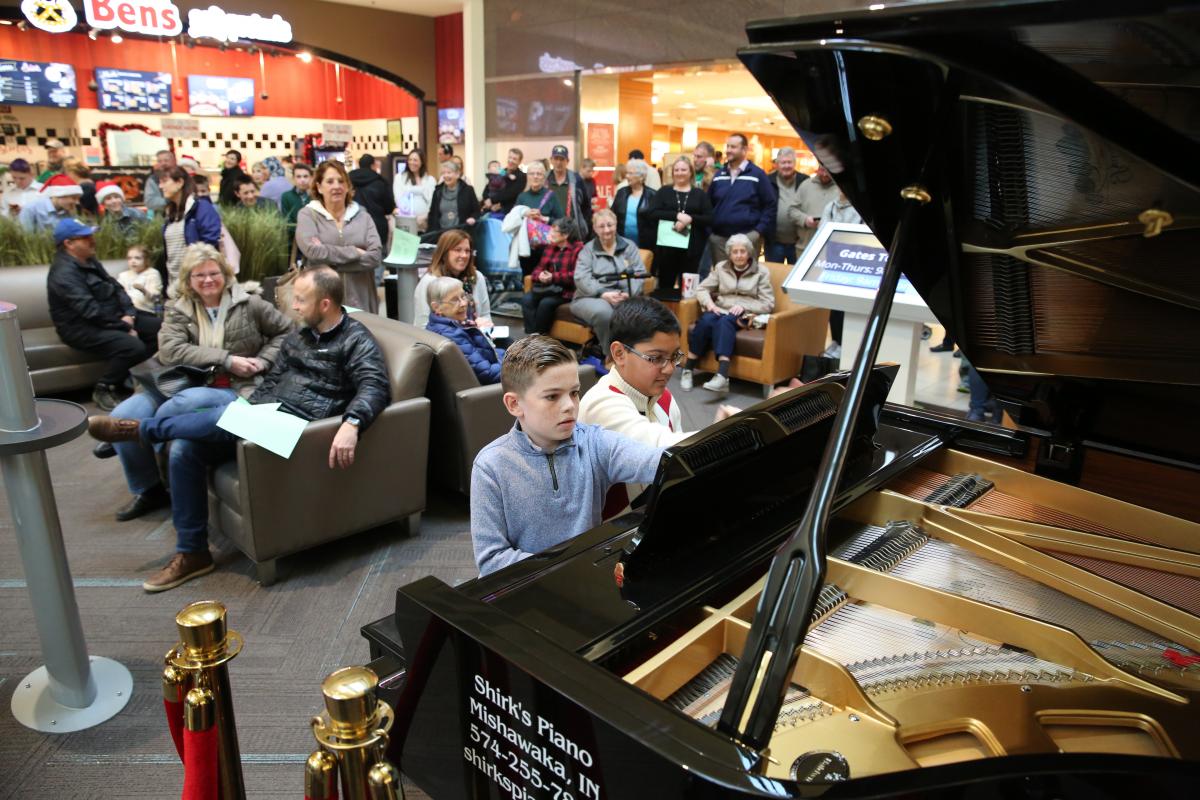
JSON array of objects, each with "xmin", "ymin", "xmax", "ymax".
[
  {"xmin": 765, "ymin": 241, "xmax": 799, "ymax": 265},
  {"xmin": 689, "ymin": 312, "xmax": 740, "ymax": 360},
  {"xmin": 112, "ymin": 387, "xmax": 238, "ymax": 495},
  {"xmin": 966, "ymin": 363, "xmax": 1001, "ymax": 424},
  {"xmin": 141, "ymin": 402, "xmax": 239, "ymax": 554}
]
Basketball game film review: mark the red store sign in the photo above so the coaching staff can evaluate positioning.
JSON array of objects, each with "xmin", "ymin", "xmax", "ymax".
[{"xmin": 84, "ymin": 0, "xmax": 184, "ymax": 36}]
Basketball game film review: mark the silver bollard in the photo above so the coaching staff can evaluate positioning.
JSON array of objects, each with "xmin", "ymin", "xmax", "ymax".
[{"xmin": 0, "ymin": 301, "xmax": 132, "ymax": 732}]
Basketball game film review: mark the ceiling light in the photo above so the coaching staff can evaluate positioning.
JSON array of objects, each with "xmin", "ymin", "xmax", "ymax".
[
  {"xmin": 869, "ymin": 3, "xmax": 886, "ymax": 10},
  {"xmin": 697, "ymin": 115, "xmax": 712, "ymax": 121},
  {"xmin": 651, "ymin": 94, "xmax": 658, "ymax": 105},
  {"xmin": 653, "ymin": 112, "xmax": 667, "ymax": 117},
  {"xmin": 679, "ymin": 102, "xmax": 697, "ymax": 110},
  {"xmin": 563, "ymin": 78, "xmax": 573, "ymax": 87},
  {"xmin": 297, "ymin": 51, "xmax": 313, "ymax": 63},
  {"xmin": 111, "ymin": 32, "xmax": 123, "ymax": 43},
  {"xmin": 730, "ymin": 108, "xmax": 747, "ymax": 115},
  {"xmin": 673, "ymin": 89, "xmax": 685, "ymax": 95}
]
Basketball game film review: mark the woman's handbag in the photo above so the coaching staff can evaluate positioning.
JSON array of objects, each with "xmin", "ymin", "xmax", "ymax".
[
  {"xmin": 530, "ymin": 282, "xmax": 564, "ymax": 299},
  {"xmin": 130, "ymin": 358, "xmax": 217, "ymax": 403},
  {"xmin": 525, "ymin": 192, "xmax": 553, "ymax": 246}
]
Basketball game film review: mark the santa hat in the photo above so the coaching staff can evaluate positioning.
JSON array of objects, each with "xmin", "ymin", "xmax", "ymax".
[
  {"xmin": 40, "ymin": 174, "xmax": 83, "ymax": 198},
  {"xmin": 95, "ymin": 181, "xmax": 124, "ymax": 204},
  {"xmin": 178, "ymin": 155, "xmax": 201, "ymax": 172}
]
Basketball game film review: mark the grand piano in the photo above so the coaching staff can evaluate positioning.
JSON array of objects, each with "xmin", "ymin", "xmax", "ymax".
[{"xmin": 362, "ymin": 0, "xmax": 1200, "ymax": 795}]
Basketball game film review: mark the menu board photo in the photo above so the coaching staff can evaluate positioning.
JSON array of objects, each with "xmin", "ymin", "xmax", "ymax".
[
  {"xmin": 96, "ymin": 68, "xmax": 172, "ymax": 113},
  {"xmin": 187, "ymin": 75, "xmax": 255, "ymax": 117},
  {"xmin": 0, "ymin": 60, "xmax": 77, "ymax": 108}
]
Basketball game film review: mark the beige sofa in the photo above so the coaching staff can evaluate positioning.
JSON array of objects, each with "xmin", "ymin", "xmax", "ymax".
[
  {"xmin": 206, "ymin": 312, "xmax": 434, "ymax": 584},
  {"xmin": 394, "ymin": 323, "xmax": 596, "ymax": 495},
  {"xmin": 0, "ymin": 260, "xmax": 127, "ymax": 394}
]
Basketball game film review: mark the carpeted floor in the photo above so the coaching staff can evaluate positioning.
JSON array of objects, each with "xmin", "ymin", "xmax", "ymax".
[{"xmin": 0, "ymin": 370, "xmax": 765, "ymax": 799}]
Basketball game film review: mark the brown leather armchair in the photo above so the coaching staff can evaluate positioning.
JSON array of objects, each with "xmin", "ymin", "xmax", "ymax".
[
  {"xmin": 1, "ymin": 260, "xmax": 127, "ymax": 393},
  {"xmin": 676, "ymin": 261, "xmax": 829, "ymax": 396},
  {"xmin": 394, "ymin": 324, "xmax": 597, "ymax": 495},
  {"xmin": 523, "ymin": 248, "xmax": 656, "ymax": 346},
  {"xmin": 206, "ymin": 312, "xmax": 434, "ymax": 584}
]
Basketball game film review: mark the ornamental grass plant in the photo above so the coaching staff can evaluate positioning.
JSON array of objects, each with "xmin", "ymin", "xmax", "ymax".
[{"xmin": 220, "ymin": 207, "xmax": 290, "ymax": 282}]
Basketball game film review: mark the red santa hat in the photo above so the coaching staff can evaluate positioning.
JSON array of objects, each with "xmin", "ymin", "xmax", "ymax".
[
  {"xmin": 95, "ymin": 181, "xmax": 124, "ymax": 204},
  {"xmin": 40, "ymin": 174, "xmax": 83, "ymax": 198}
]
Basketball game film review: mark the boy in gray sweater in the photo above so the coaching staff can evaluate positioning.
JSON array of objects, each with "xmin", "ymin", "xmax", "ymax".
[{"xmin": 471, "ymin": 335, "xmax": 665, "ymax": 576}]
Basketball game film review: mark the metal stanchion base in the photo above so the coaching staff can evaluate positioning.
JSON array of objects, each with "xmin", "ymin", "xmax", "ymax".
[{"xmin": 10, "ymin": 656, "xmax": 132, "ymax": 733}]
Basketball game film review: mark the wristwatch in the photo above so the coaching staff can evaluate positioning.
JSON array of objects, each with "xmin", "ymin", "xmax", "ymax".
[{"xmin": 345, "ymin": 417, "xmax": 361, "ymax": 428}]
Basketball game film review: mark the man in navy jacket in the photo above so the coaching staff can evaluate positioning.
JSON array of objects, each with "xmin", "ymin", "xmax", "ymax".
[{"xmin": 705, "ymin": 133, "xmax": 778, "ymax": 276}]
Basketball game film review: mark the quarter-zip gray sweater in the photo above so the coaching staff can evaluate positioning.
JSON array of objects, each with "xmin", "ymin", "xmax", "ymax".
[{"xmin": 471, "ymin": 422, "xmax": 664, "ymax": 576}]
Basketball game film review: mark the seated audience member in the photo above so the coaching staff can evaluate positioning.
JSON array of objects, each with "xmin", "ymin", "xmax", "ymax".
[
  {"xmin": 105, "ymin": 243, "xmax": 293, "ymax": 522},
  {"xmin": 19, "ymin": 175, "xmax": 82, "ymax": 231},
  {"xmin": 412, "ymin": 229, "xmax": 493, "ymax": 328},
  {"xmin": 47, "ymin": 218, "xmax": 161, "ymax": 411},
  {"xmin": 87, "ymin": 267, "xmax": 389, "ymax": 591},
  {"xmin": 680, "ymin": 233, "xmax": 775, "ymax": 394},
  {"xmin": 115, "ymin": 244, "xmax": 162, "ymax": 315},
  {"xmin": 96, "ymin": 181, "xmax": 146, "ymax": 232},
  {"xmin": 425, "ymin": 277, "xmax": 503, "ymax": 385},
  {"xmin": 570, "ymin": 208, "xmax": 645, "ymax": 351},
  {"xmin": 579, "ymin": 297, "xmax": 737, "ymax": 515},
  {"xmin": 471, "ymin": 335, "xmax": 664, "ymax": 576},
  {"xmin": 426, "ymin": 159, "xmax": 479, "ymax": 239},
  {"xmin": 232, "ymin": 174, "xmax": 280, "ymax": 212},
  {"xmin": 520, "ymin": 218, "xmax": 582, "ymax": 335}
]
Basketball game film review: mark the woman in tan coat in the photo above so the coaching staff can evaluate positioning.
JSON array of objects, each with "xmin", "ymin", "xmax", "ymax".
[
  {"xmin": 680, "ymin": 233, "xmax": 775, "ymax": 393},
  {"xmin": 105, "ymin": 243, "xmax": 294, "ymax": 522},
  {"xmin": 295, "ymin": 160, "xmax": 383, "ymax": 313}
]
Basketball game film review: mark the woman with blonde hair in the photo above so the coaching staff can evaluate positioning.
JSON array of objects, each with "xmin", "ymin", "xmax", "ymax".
[
  {"xmin": 103, "ymin": 242, "xmax": 294, "ymax": 522},
  {"xmin": 295, "ymin": 159, "xmax": 383, "ymax": 312},
  {"xmin": 646, "ymin": 154, "xmax": 713, "ymax": 300},
  {"xmin": 412, "ymin": 228, "xmax": 493, "ymax": 328}
]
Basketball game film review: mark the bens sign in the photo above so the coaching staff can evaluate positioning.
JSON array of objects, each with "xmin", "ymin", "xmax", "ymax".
[
  {"xmin": 23, "ymin": 2, "xmax": 293, "ymax": 44},
  {"xmin": 84, "ymin": 0, "xmax": 183, "ymax": 37}
]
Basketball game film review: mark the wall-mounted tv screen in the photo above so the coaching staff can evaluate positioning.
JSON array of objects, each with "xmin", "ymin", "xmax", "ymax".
[
  {"xmin": 187, "ymin": 75, "xmax": 255, "ymax": 117},
  {"xmin": 96, "ymin": 68, "xmax": 172, "ymax": 113},
  {"xmin": 0, "ymin": 60, "xmax": 76, "ymax": 109}
]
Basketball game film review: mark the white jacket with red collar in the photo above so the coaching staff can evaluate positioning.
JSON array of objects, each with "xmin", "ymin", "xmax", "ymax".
[{"xmin": 579, "ymin": 368, "xmax": 690, "ymax": 517}]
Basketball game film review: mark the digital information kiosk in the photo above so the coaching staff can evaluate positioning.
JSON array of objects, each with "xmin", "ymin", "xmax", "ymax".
[{"xmin": 784, "ymin": 222, "xmax": 935, "ymax": 406}]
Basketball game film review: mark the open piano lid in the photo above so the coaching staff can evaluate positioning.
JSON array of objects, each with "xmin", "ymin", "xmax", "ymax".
[{"xmin": 738, "ymin": 0, "xmax": 1200, "ymax": 469}]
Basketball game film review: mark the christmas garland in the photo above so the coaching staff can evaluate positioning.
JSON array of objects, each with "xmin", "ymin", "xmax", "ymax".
[{"xmin": 98, "ymin": 122, "xmax": 172, "ymax": 167}]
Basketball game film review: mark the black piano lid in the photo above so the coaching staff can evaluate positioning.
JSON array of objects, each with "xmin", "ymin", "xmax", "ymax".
[{"xmin": 738, "ymin": 0, "xmax": 1200, "ymax": 468}]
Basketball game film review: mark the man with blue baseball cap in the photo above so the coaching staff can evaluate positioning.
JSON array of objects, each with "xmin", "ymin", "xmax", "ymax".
[{"xmin": 46, "ymin": 218, "xmax": 161, "ymax": 410}]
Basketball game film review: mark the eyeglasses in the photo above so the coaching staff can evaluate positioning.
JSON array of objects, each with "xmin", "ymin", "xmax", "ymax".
[{"xmin": 622, "ymin": 343, "xmax": 685, "ymax": 368}]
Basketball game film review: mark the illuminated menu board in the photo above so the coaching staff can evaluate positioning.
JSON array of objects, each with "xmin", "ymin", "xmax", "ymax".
[
  {"xmin": 96, "ymin": 68, "xmax": 173, "ymax": 113},
  {"xmin": 0, "ymin": 60, "xmax": 77, "ymax": 108}
]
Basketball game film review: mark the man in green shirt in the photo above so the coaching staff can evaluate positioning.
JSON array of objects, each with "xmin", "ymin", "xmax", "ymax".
[
  {"xmin": 36, "ymin": 138, "xmax": 67, "ymax": 183},
  {"xmin": 280, "ymin": 162, "xmax": 312, "ymax": 241}
]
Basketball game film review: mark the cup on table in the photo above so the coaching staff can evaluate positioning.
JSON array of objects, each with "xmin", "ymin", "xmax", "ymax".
[{"xmin": 681, "ymin": 273, "xmax": 699, "ymax": 299}]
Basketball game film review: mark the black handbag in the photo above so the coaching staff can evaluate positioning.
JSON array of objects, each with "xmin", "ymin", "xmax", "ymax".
[
  {"xmin": 530, "ymin": 283, "xmax": 564, "ymax": 299},
  {"xmin": 130, "ymin": 358, "xmax": 217, "ymax": 403}
]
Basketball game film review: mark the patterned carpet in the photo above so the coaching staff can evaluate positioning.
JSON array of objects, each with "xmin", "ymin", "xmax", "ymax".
[{"xmin": 0, "ymin": 372, "xmax": 764, "ymax": 799}]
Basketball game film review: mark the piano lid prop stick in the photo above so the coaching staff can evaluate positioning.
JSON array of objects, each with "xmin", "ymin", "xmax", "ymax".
[{"xmin": 718, "ymin": 159, "xmax": 940, "ymax": 752}]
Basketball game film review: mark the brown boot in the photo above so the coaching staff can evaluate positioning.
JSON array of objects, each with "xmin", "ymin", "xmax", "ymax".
[
  {"xmin": 143, "ymin": 551, "xmax": 215, "ymax": 593},
  {"xmin": 88, "ymin": 415, "xmax": 141, "ymax": 443}
]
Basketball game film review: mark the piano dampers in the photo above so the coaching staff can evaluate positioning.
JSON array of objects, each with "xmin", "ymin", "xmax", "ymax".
[
  {"xmin": 841, "ymin": 521, "xmax": 929, "ymax": 573},
  {"xmin": 680, "ymin": 424, "xmax": 764, "ymax": 473},
  {"xmin": 923, "ymin": 473, "xmax": 996, "ymax": 507},
  {"xmin": 772, "ymin": 390, "xmax": 839, "ymax": 434}
]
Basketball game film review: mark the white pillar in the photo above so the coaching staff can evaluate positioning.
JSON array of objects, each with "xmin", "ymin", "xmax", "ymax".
[{"xmin": 463, "ymin": 0, "xmax": 486, "ymax": 183}]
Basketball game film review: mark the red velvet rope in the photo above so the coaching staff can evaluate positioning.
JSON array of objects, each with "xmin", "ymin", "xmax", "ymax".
[
  {"xmin": 181, "ymin": 725, "xmax": 219, "ymax": 800},
  {"xmin": 163, "ymin": 698, "xmax": 185, "ymax": 762}
]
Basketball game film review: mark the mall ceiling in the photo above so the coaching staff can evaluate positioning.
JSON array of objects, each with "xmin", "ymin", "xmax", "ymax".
[
  {"xmin": 643, "ymin": 63, "xmax": 794, "ymax": 138},
  {"xmin": 326, "ymin": 0, "xmax": 463, "ymax": 17}
]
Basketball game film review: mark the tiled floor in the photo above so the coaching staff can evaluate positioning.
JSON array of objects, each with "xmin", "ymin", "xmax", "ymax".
[{"xmin": 0, "ymin": 307, "xmax": 970, "ymax": 799}]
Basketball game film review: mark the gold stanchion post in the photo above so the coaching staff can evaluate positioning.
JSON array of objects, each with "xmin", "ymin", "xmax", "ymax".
[
  {"xmin": 309, "ymin": 666, "xmax": 404, "ymax": 800},
  {"xmin": 166, "ymin": 600, "xmax": 246, "ymax": 800}
]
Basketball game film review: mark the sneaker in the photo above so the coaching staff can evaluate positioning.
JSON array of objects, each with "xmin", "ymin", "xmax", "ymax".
[
  {"xmin": 703, "ymin": 374, "xmax": 730, "ymax": 393},
  {"xmin": 87, "ymin": 415, "xmax": 141, "ymax": 443},
  {"xmin": 92, "ymin": 442, "xmax": 117, "ymax": 459},
  {"xmin": 92, "ymin": 384, "xmax": 120, "ymax": 412},
  {"xmin": 143, "ymin": 551, "xmax": 215, "ymax": 593},
  {"xmin": 680, "ymin": 370, "xmax": 693, "ymax": 391},
  {"xmin": 115, "ymin": 484, "xmax": 170, "ymax": 522},
  {"xmin": 822, "ymin": 342, "xmax": 841, "ymax": 360}
]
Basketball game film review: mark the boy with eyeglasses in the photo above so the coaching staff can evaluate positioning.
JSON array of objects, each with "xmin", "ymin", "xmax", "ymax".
[{"xmin": 579, "ymin": 297, "xmax": 738, "ymax": 517}]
